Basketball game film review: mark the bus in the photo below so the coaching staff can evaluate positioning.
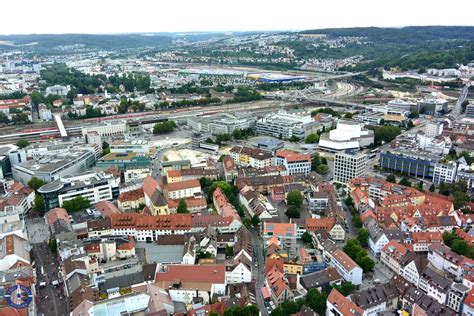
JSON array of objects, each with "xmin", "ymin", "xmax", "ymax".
[{"xmin": 370, "ymin": 148, "xmax": 380, "ymax": 154}]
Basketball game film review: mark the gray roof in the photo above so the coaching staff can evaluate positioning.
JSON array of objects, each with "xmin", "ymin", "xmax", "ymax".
[
  {"xmin": 138, "ymin": 243, "xmax": 184, "ymax": 264},
  {"xmin": 350, "ymin": 283, "xmax": 399, "ymax": 309}
]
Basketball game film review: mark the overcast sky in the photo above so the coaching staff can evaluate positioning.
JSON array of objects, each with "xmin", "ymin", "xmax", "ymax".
[{"xmin": 1, "ymin": 0, "xmax": 473, "ymax": 35}]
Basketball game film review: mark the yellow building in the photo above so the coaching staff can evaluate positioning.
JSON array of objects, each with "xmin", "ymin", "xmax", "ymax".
[{"xmin": 283, "ymin": 262, "xmax": 303, "ymax": 275}]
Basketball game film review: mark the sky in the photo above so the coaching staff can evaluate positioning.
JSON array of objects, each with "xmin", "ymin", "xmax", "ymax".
[{"xmin": 1, "ymin": 0, "xmax": 474, "ymax": 35}]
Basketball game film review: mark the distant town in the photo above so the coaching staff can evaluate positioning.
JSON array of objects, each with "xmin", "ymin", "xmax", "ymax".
[{"xmin": 0, "ymin": 26, "xmax": 473, "ymax": 316}]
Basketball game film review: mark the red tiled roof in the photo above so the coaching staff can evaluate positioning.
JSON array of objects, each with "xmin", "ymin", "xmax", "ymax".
[
  {"xmin": 411, "ymin": 232, "xmax": 443, "ymax": 243},
  {"xmin": 155, "ymin": 264, "xmax": 225, "ymax": 284},
  {"xmin": 95, "ymin": 201, "xmax": 121, "ymax": 217},
  {"xmin": 118, "ymin": 188, "xmax": 144, "ymax": 203},
  {"xmin": 327, "ymin": 288, "xmax": 364, "ymax": 316},
  {"xmin": 191, "ymin": 215, "xmax": 234, "ymax": 227},
  {"xmin": 305, "ymin": 218, "xmax": 336, "ymax": 231},
  {"xmin": 143, "ymin": 176, "xmax": 158, "ymax": 198},
  {"xmin": 109, "ymin": 213, "xmax": 192, "ymax": 230},
  {"xmin": 167, "ymin": 170, "xmax": 182, "ymax": 178},
  {"xmin": 168, "ymin": 197, "xmax": 207, "ymax": 209},
  {"xmin": 331, "ymin": 248, "xmax": 358, "ymax": 272},
  {"xmin": 45, "ymin": 207, "xmax": 69, "ymax": 225},
  {"xmin": 275, "ymin": 150, "xmax": 311, "ymax": 163},
  {"xmin": 167, "ymin": 179, "xmax": 200, "ymax": 191}
]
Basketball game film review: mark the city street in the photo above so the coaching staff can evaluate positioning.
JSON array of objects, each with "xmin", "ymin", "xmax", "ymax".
[
  {"xmin": 250, "ymin": 227, "xmax": 269, "ymax": 316},
  {"xmin": 33, "ymin": 242, "xmax": 67, "ymax": 316}
]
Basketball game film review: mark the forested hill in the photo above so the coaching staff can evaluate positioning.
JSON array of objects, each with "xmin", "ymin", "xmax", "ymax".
[
  {"xmin": 0, "ymin": 33, "xmax": 173, "ymax": 50},
  {"xmin": 300, "ymin": 26, "xmax": 474, "ymax": 42}
]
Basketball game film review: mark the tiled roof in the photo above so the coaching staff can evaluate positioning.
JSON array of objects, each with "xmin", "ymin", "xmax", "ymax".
[
  {"xmin": 95, "ymin": 201, "xmax": 120, "ymax": 217},
  {"xmin": 305, "ymin": 218, "xmax": 336, "ymax": 231},
  {"xmin": 45, "ymin": 207, "xmax": 69, "ymax": 225},
  {"xmin": 118, "ymin": 188, "xmax": 144, "ymax": 203},
  {"xmin": 275, "ymin": 150, "xmax": 311, "ymax": 162},
  {"xmin": 331, "ymin": 248, "xmax": 359, "ymax": 272},
  {"xmin": 328, "ymin": 288, "xmax": 364, "ymax": 316},
  {"xmin": 109, "ymin": 213, "xmax": 192, "ymax": 230},
  {"xmin": 143, "ymin": 176, "xmax": 158, "ymax": 198},
  {"xmin": 166, "ymin": 179, "xmax": 201, "ymax": 191}
]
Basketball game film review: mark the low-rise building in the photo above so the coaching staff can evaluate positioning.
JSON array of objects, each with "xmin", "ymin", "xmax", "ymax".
[
  {"xmin": 274, "ymin": 150, "xmax": 311, "ymax": 175},
  {"xmin": 230, "ymin": 146, "xmax": 273, "ymax": 169}
]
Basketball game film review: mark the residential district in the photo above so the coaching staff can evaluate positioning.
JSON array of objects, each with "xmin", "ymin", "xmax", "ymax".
[{"xmin": 0, "ymin": 29, "xmax": 473, "ymax": 316}]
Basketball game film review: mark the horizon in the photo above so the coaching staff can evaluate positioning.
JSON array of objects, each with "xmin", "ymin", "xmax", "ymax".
[
  {"xmin": 1, "ymin": 0, "xmax": 474, "ymax": 35},
  {"xmin": 1, "ymin": 25, "xmax": 474, "ymax": 37}
]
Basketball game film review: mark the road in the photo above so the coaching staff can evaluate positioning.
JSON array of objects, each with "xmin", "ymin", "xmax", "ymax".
[
  {"xmin": 250, "ymin": 227, "xmax": 268, "ymax": 316},
  {"xmin": 450, "ymin": 84, "xmax": 470, "ymax": 118},
  {"xmin": 33, "ymin": 242, "xmax": 66, "ymax": 316}
]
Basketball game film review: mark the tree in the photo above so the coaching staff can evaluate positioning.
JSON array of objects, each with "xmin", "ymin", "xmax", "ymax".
[
  {"xmin": 344, "ymin": 112, "xmax": 354, "ymax": 119},
  {"xmin": 225, "ymin": 245, "xmax": 234, "ymax": 258},
  {"xmin": 408, "ymin": 109, "xmax": 419, "ymax": 119},
  {"xmin": 429, "ymin": 184, "xmax": 436, "ymax": 192},
  {"xmin": 33, "ymin": 194, "xmax": 45, "ymax": 214},
  {"xmin": 251, "ymin": 215, "xmax": 260, "ymax": 227},
  {"xmin": 333, "ymin": 282, "xmax": 357, "ymax": 296},
  {"xmin": 352, "ymin": 214, "xmax": 362, "ymax": 229},
  {"xmin": 176, "ymin": 198, "xmax": 189, "ymax": 213},
  {"xmin": 62, "ymin": 196, "xmax": 90, "ymax": 212},
  {"xmin": 316, "ymin": 164, "xmax": 329, "ymax": 175},
  {"xmin": 16, "ymin": 139, "xmax": 30, "ymax": 149},
  {"xmin": 357, "ymin": 228, "xmax": 369, "ymax": 247},
  {"xmin": 386, "ymin": 174, "xmax": 396, "ymax": 183},
  {"xmin": 285, "ymin": 205, "xmax": 300, "ymax": 219},
  {"xmin": 305, "ymin": 133, "xmax": 319, "ymax": 144},
  {"xmin": 232, "ymin": 129, "xmax": 242, "ymax": 140},
  {"xmin": 28, "ymin": 177, "xmax": 46, "ymax": 192},
  {"xmin": 0, "ymin": 113, "xmax": 9, "ymax": 124},
  {"xmin": 287, "ymin": 191, "xmax": 304, "ymax": 208},
  {"xmin": 305, "ymin": 288, "xmax": 328, "ymax": 315},
  {"xmin": 311, "ymin": 154, "xmax": 321, "ymax": 171},
  {"xmin": 453, "ymin": 191, "xmax": 469, "ymax": 209},
  {"xmin": 301, "ymin": 231, "xmax": 312, "ymax": 244},
  {"xmin": 358, "ymin": 255, "xmax": 375, "ymax": 272},
  {"xmin": 289, "ymin": 135, "xmax": 300, "ymax": 143},
  {"xmin": 153, "ymin": 121, "xmax": 177, "ymax": 134},
  {"xmin": 398, "ymin": 177, "xmax": 412, "ymax": 187},
  {"xmin": 48, "ymin": 238, "xmax": 57, "ymax": 254},
  {"xmin": 102, "ymin": 141, "xmax": 110, "ymax": 156},
  {"xmin": 373, "ymin": 126, "xmax": 401, "ymax": 145}
]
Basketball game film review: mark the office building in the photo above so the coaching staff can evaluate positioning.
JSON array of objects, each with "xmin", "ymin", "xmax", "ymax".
[
  {"xmin": 254, "ymin": 138, "xmax": 284, "ymax": 154},
  {"xmin": 418, "ymin": 99, "xmax": 448, "ymax": 115},
  {"xmin": 110, "ymin": 140, "xmax": 150, "ymax": 155},
  {"xmin": 333, "ymin": 150, "xmax": 367, "ymax": 184},
  {"xmin": 38, "ymin": 171, "xmax": 120, "ymax": 210},
  {"xmin": 256, "ymin": 110, "xmax": 320, "ymax": 139},
  {"xmin": 433, "ymin": 162, "xmax": 457, "ymax": 185},
  {"xmin": 187, "ymin": 113, "xmax": 255, "ymax": 135},
  {"xmin": 380, "ymin": 149, "xmax": 438, "ymax": 179},
  {"xmin": 81, "ymin": 121, "xmax": 127, "ymax": 137},
  {"xmin": 11, "ymin": 149, "xmax": 96, "ymax": 184},
  {"xmin": 318, "ymin": 120, "xmax": 374, "ymax": 152}
]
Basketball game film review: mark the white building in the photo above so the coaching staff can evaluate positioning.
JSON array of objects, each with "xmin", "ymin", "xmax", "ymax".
[
  {"xmin": 425, "ymin": 122, "xmax": 444, "ymax": 138},
  {"xmin": 45, "ymin": 85, "xmax": 70, "ymax": 96},
  {"xmin": 274, "ymin": 150, "xmax": 311, "ymax": 175},
  {"xmin": 433, "ymin": 162, "xmax": 457, "ymax": 185},
  {"xmin": 318, "ymin": 120, "xmax": 374, "ymax": 152},
  {"xmin": 256, "ymin": 110, "xmax": 321, "ymax": 139},
  {"xmin": 225, "ymin": 261, "xmax": 252, "ymax": 284},
  {"xmin": 319, "ymin": 239, "xmax": 363, "ymax": 285},
  {"xmin": 81, "ymin": 121, "xmax": 127, "ymax": 137},
  {"xmin": 333, "ymin": 150, "xmax": 367, "ymax": 184}
]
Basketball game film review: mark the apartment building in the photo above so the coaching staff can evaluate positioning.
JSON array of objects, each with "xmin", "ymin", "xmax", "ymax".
[
  {"xmin": 230, "ymin": 146, "xmax": 273, "ymax": 169},
  {"xmin": 163, "ymin": 179, "xmax": 201, "ymax": 200}
]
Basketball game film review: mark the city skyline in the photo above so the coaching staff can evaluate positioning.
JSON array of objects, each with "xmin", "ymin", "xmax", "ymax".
[{"xmin": 1, "ymin": 0, "xmax": 474, "ymax": 35}]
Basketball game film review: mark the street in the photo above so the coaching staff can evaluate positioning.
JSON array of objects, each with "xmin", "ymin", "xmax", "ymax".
[
  {"xmin": 250, "ymin": 227, "xmax": 269, "ymax": 316},
  {"xmin": 33, "ymin": 242, "xmax": 67, "ymax": 316}
]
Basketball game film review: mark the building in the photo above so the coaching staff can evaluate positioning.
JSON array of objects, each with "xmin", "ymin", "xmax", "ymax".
[
  {"xmin": 81, "ymin": 121, "xmax": 127, "ymax": 137},
  {"xmin": 109, "ymin": 140, "xmax": 150, "ymax": 156},
  {"xmin": 254, "ymin": 138, "xmax": 284, "ymax": 154},
  {"xmin": 163, "ymin": 179, "xmax": 201, "ymax": 200},
  {"xmin": 446, "ymin": 283, "xmax": 469, "ymax": 313},
  {"xmin": 466, "ymin": 104, "xmax": 474, "ymax": 118},
  {"xmin": 45, "ymin": 85, "xmax": 70, "ymax": 96},
  {"xmin": 425, "ymin": 122, "xmax": 444, "ymax": 138},
  {"xmin": 326, "ymin": 288, "xmax": 364, "ymax": 316},
  {"xmin": 333, "ymin": 150, "xmax": 367, "ymax": 184},
  {"xmin": 418, "ymin": 99, "xmax": 448, "ymax": 115},
  {"xmin": 380, "ymin": 240, "xmax": 409, "ymax": 274},
  {"xmin": 380, "ymin": 149, "xmax": 438, "ymax": 179},
  {"xmin": 350, "ymin": 283, "xmax": 399, "ymax": 315},
  {"xmin": 11, "ymin": 149, "xmax": 96, "ymax": 184},
  {"xmin": 154, "ymin": 264, "xmax": 226, "ymax": 304},
  {"xmin": 263, "ymin": 222, "xmax": 297, "ymax": 257},
  {"xmin": 256, "ymin": 110, "xmax": 321, "ymax": 139},
  {"xmin": 318, "ymin": 239, "xmax": 363, "ymax": 285},
  {"xmin": 38, "ymin": 171, "xmax": 119, "ymax": 210},
  {"xmin": 187, "ymin": 113, "xmax": 255, "ymax": 135},
  {"xmin": 319, "ymin": 120, "xmax": 374, "ymax": 152},
  {"xmin": 96, "ymin": 152, "xmax": 150, "ymax": 171},
  {"xmin": 305, "ymin": 218, "xmax": 345, "ymax": 241},
  {"xmin": 433, "ymin": 162, "xmax": 457, "ymax": 185},
  {"xmin": 230, "ymin": 146, "xmax": 273, "ymax": 169},
  {"xmin": 298, "ymin": 267, "xmax": 342, "ymax": 293},
  {"xmin": 418, "ymin": 266, "xmax": 453, "ymax": 304},
  {"xmin": 274, "ymin": 150, "xmax": 311, "ymax": 175}
]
